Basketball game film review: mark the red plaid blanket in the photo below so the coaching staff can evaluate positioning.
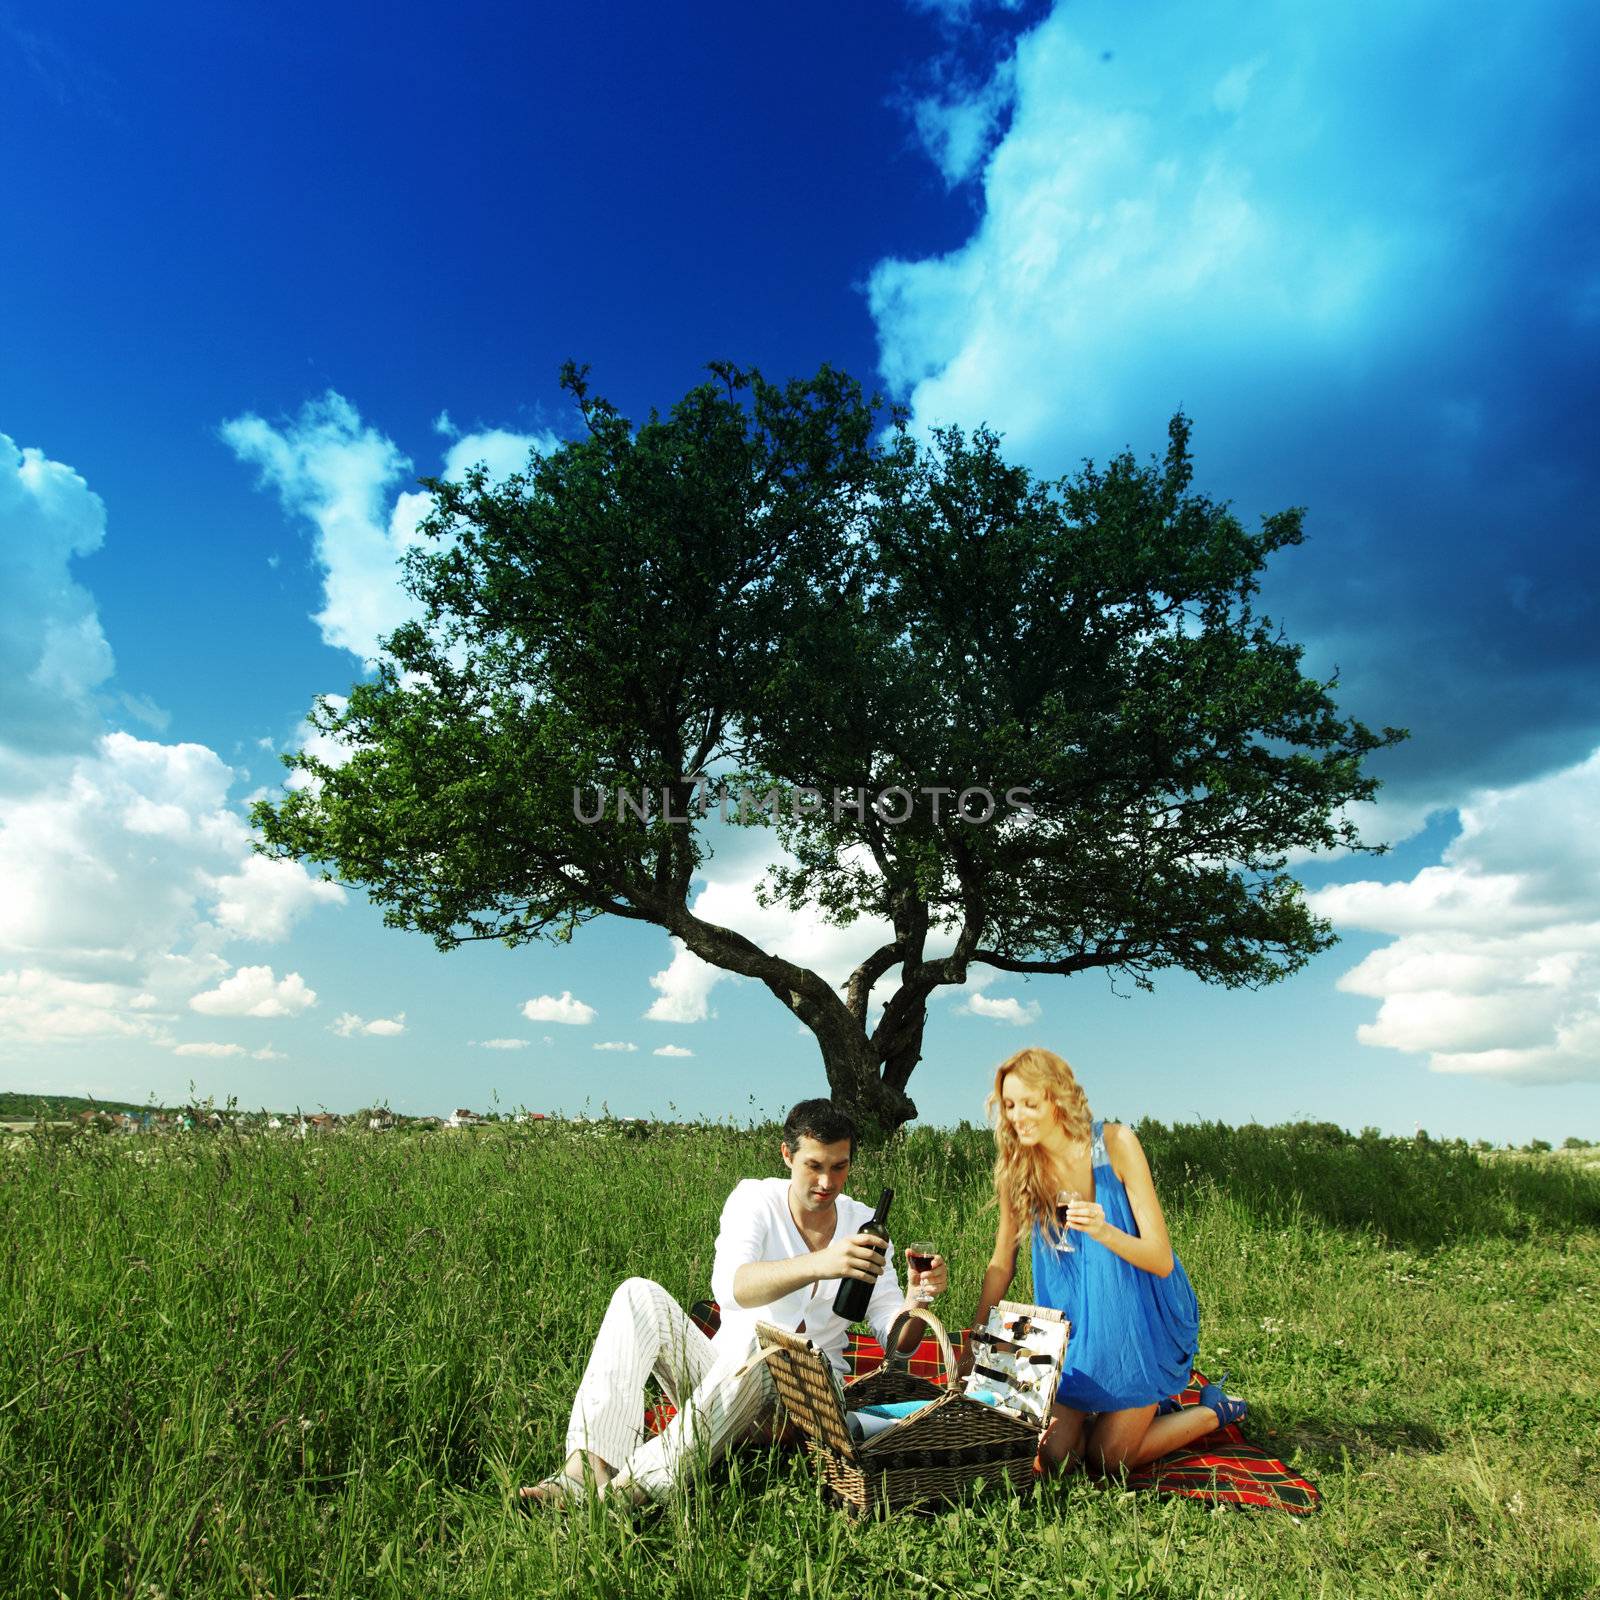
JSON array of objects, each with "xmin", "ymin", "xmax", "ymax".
[
  {"xmin": 1127, "ymin": 1370, "xmax": 1318, "ymax": 1514},
  {"xmin": 644, "ymin": 1302, "xmax": 1318, "ymax": 1515}
]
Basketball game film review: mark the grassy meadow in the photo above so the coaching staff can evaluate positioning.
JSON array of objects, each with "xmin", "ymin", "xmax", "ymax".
[{"xmin": 2, "ymin": 1116, "xmax": 1598, "ymax": 1599}]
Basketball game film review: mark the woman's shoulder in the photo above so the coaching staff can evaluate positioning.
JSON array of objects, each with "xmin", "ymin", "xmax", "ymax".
[{"xmin": 1100, "ymin": 1120, "xmax": 1143, "ymax": 1167}]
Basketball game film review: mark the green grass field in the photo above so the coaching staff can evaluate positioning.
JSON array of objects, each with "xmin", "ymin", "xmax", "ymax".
[{"xmin": 2, "ymin": 1118, "xmax": 1597, "ymax": 1599}]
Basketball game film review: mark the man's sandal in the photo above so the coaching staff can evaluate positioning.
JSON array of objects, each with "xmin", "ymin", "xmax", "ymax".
[
  {"xmin": 600, "ymin": 1477, "xmax": 651, "ymax": 1512},
  {"xmin": 517, "ymin": 1473, "xmax": 590, "ymax": 1510}
]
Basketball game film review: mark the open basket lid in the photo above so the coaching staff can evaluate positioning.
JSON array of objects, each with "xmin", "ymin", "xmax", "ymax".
[
  {"xmin": 963, "ymin": 1300, "xmax": 1070, "ymax": 1425},
  {"xmin": 754, "ymin": 1321, "xmax": 861, "ymax": 1460}
]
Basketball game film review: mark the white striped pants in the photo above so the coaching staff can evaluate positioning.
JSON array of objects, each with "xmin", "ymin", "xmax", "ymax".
[{"xmin": 565, "ymin": 1276, "xmax": 775, "ymax": 1500}]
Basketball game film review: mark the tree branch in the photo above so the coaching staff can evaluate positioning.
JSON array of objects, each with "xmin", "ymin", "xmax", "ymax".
[
  {"xmin": 970, "ymin": 946, "xmax": 1145, "ymax": 976},
  {"xmin": 843, "ymin": 941, "xmax": 904, "ymax": 1024}
]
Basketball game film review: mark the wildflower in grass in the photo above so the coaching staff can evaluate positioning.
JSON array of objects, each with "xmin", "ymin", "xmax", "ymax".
[{"xmin": 1260, "ymin": 1316, "xmax": 1283, "ymax": 1335}]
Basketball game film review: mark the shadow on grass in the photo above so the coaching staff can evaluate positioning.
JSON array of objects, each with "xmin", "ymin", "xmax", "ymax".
[{"xmin": 1279, "ymin": 1415, "xmax": 1448, "ymax": 1462}]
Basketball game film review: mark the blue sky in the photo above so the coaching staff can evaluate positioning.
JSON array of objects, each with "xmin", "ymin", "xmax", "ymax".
[{"xmin": 3, "ymin": 0, "xmax": 1597, "ymax": 1140}]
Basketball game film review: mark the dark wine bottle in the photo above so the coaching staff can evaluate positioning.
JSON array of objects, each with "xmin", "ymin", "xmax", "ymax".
[{"xmin": 832, "ymin": 1186, "xmax": 893, "ymax": 1322}]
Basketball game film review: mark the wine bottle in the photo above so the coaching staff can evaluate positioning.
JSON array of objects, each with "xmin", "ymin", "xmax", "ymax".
[{"xmin": 832, "ymin": 1187, "xmax": 893, "ymax": 1322}]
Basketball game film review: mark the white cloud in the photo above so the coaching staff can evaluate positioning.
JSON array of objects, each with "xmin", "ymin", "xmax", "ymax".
[
  {"xmin": 646, "ymin": 938, "xmax": 722, "ymax": 1023},
  {"xmin": 116, "ymin": 692, "xmax": 170, "ymax": 733},
  {"xmin": 0, "ymin": 439, "xmax": 342, "ymax": 1056},
  {"xmin": 280, "ymin": 694, "xmax": 355, "ymax": 798},
  {"xmin": 871, "ymin": 6, "xmax": 1415, "ymax": 449},
  {"xmin": 522, "ymin": 990, "xmax": 597, "ymax": 1025},
  {"xmin": 908, "ymin": 0, "xmax": 1028, "ymax": 17},
  {"xmin": 475, "ymin": 1037, "xmax": 531, "ymax": 1050},
  {"xmin": 331, "ymin": 1011, "xmax": 406, "ymax": 1038},
  {"xmin": 174, "ymin": 1041, "xmax": 245, "ymax": 1058},
  {"xmin": 911, "ymin": 61, "xmax": 1016, "ymax": 187},
  {"xmin": 442, "ymin": 428, "xmax": 543, "ymax": 486},
  {"xmin": 189, "ymin": 965, "xmax": 317, "ymax": 1018},
  {"xmin": 653, "ymin": 1044, "xmax": 694, "ymax": 1058},
  {"xmin": 1310, "ymin": 748, "xmax": 1600, "ymax": 1082},
  {"xmin": 961, "ymin": 991, "xmax": 1042, "ymax": 1025},
  {"xmin": 221, "ymin": 394, "xmax": 414, "ymax": 663},
  {"xmin": 593, "ymin": 1041, "xmax": 638, "ymax": 1052},
  {"xmin": 0, "ymin": 733, "xmax": 328, "ymax": 988},
  {"xmin": 0, "ymin": 969, "xmax": 174, "ymax": 1044},
  {"xmin": 209, "ymin": 855, "xmax": 344, "ymax": 940},
  {"xmin": 252, "ymin": 1045, "xmax": 286, "ymax": 1061},
  {"xmin": 867, "ymin": 0, "xmax": 1600, "ymax": 823},
  {"xmin": 0, "ymin": 431, "xmax": 114, "ymax": 761},
  {"xmin": 222, "ymin": 396, "xmax": 555, "ymax": 664}
]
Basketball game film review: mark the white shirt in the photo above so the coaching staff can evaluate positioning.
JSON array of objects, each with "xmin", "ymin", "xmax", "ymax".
[{"xmin": 710, "ymin": 1177, "xmax": 907, "ymax": 1375}]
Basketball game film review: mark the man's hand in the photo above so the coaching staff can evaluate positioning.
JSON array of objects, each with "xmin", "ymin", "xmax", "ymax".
[
  {"xmin": 907, "ymin": 1252, "xmax": 949, "ymax": 1307},
  {"xmin": 891, "ymin": 1250, "xmax": 953, "ymax": 1354},
  {"xmin": 730, "ymin": 1230, "xmax": 885, "ymax": 1310},
  {"xmin": 817, "ymin": 1230, "xmax": 889, "ymax": 1285}
]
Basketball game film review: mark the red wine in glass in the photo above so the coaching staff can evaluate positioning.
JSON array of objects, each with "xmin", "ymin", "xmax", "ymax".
[
  {"xmin": 1053, "ymin": 1189, "xmax": 1081, "ymax": 1252},
  {"xmin": 905, "ymin": 1239, "xmax": 936, "ymax": 1305}
]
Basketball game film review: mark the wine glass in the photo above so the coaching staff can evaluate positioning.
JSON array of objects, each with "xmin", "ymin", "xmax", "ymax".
[
  {"xmin": 905, "ymin": 1239, "xmax": 937, "ymax": 1305},
  {"xmin": 1053, "ymin": 1189, "xmax": 1082, "ymax": 1252}
]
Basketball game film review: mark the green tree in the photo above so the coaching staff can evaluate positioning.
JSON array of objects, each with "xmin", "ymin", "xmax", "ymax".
[{"xmin": 254, "ymin": 364, "xmax": 1403, "ymax": 1139}]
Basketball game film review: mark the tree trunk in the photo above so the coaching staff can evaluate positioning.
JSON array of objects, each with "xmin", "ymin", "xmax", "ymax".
[
  {"xmin": 657, "ymin": 900, "xmax": 924, "ymax": 1142},
  {"xmin": 812, "ymin": 1019, "xmax": 918, "ymax": 1145}
]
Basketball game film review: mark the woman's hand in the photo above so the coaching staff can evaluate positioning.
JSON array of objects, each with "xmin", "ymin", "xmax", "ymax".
[{"xmin": 1064, "ymin": 1196, "xmax": 1107, "ymax": 1241}]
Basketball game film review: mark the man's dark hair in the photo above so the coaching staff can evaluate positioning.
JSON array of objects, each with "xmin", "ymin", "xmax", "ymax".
[{"xmin": 783, "ymin": 1098, "xmax": 857, "ymax": 1155}]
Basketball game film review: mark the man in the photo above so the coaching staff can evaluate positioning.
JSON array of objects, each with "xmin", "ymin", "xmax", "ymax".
[{"xmin": 519, "ymin": 1098, "xmax": 948, "ymax": 1507}]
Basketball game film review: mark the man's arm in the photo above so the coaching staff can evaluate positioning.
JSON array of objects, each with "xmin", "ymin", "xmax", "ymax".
[
  {"xmin": 710, "ymin": 1181, "xmax": 891, "ymax": 1313},
  {"xmin": 732, "ymin": 1233, "xmax": 892, "ymax": 1310}
]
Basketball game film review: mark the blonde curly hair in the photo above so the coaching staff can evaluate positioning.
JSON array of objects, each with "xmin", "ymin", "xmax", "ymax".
[{"xmin": 986, "ymin": 1047, "xmax": 1093, "ymax": 1229}]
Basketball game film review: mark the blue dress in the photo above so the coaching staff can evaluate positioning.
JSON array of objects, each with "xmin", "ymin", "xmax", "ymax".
[{"xmin": 1031, "ymin": 1120, "xmax": 1199, "ymax": 1412}]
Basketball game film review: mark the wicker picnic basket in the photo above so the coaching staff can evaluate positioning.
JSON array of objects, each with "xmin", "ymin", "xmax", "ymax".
[{"xmin": 755, "ymin": 1303, "xmax": 1067, "ymax": 1515}]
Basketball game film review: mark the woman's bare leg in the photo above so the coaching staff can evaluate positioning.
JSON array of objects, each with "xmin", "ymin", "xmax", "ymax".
[
  {"xmin": 1086, "ymin": 1401, "xmax": 1230, "ymax": 1473},
  {"xmin": 1038, "ymin": 1401, "xmax": 1089, "ymax": 1474}
]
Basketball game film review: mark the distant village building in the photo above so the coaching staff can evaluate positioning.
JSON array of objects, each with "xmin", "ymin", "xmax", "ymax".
[{"xmin": 444, "ymin": 1108, "xmax": 486, "ymax": 1128}]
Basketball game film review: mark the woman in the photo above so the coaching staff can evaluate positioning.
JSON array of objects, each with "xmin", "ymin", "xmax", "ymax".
[{"xmin": 974, "ymin": 1046, "xmax": 1246, "ymax": 1473}]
